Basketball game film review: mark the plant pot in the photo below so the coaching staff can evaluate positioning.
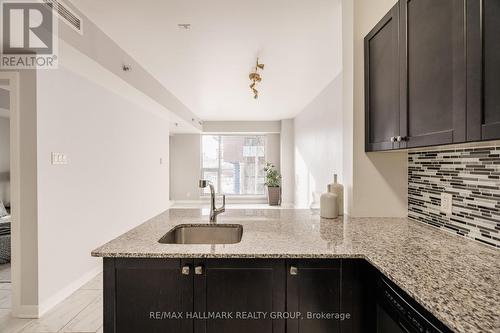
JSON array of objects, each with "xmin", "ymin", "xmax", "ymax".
[{"xmin": 267, "ymin": 186, "xmax": 281, "ymax": 206}]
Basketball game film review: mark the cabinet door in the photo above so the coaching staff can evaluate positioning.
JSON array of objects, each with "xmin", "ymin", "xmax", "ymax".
[
  {"xmin": 400, "ymin": 0, "xmax": 467, "ymax": 148},
  {"xmin": 104, "ymin": 258, "xmax": 194, "ymax": 333},
  {"xmin": 340, "ymin": 260, "xmax": 377, "ymax": 333},
  {"xmin": 286, "ymin": 260, "xmax": 341, "ymax": 333},
  {"xmin": 364, "ymin": 3, "xmax": 401, "ymax": 152},
  {"xmin": 482, "ymin": 0, "xmax": 500, "ymax": 139},
  {"xmin": 194, "ymin": 259, "xmax": 286, "ymax": 333},
  {"xmin": 467, "ymin": 0, "xmax": 500, "ymax": 141}
]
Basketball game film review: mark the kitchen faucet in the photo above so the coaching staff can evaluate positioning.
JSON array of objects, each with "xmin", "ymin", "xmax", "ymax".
[{"xmin": 199, "ymin": 180, "xmax": 225, "ymax": 223}]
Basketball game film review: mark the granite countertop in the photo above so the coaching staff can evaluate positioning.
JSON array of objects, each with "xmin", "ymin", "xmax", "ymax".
[{"xmin": 92, "ymin": 208, "xmax": 500, "ymax": 333}]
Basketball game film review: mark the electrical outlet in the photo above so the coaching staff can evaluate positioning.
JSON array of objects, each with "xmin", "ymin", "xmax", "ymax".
[
  {"xmin": 51, "ymin": 152, "xmax": 68, "ymax": 165},
  {"xmin": 440, "ymin": 193, "xmax": 453, "ymax": 215}
]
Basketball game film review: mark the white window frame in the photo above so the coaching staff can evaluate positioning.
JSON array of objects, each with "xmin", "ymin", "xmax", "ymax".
[{"xmin": 200, "ymin": 134, "xmax": 267, "ymax": 197}]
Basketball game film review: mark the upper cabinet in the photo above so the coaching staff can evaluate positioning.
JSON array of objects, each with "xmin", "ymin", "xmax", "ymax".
[
  {"xmin": 482, "ymin": 0, "xmax": 500, "ymax": 140},
  {"xmin": 364, "ymin": 4, "xmax": 401, "ymax": 151},
  {"xmin": 399, "ymin": 0, "xmax": 467, "ymax": 148},
  {"xmin": 467, "ymin": 0, "xmax": 500, "ymax": 141},
  {"xmin": 365, "ymin": 0, "xmax": 500, "ymax": 152}
]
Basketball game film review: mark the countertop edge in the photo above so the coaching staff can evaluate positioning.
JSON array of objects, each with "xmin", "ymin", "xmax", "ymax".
[
  {"xmin": 89, "ymin": 210, "xmax": 500, "ymax": 333},
  {"xmin": 90, "ymin": 251, "xmax": 366, "ymax": 259}
]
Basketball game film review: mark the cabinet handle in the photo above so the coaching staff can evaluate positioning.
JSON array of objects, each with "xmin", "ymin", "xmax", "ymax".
[
  {"xmin": 195, "ymin": 265, "xmax": 203, "ymax": 275},
  {"xmin": 390, "ymin": 137, "xmax": 396, "ymax": 143},
  {"xmin": 290, "ymin": 266, "xmax": 298, "ymax": 275},
  {"xmin": 181, "ymin": 265, "xmax": 190, "ymax": 275},
  {"xmin": 397, "ymin": 136, "xmax": 408, "ymax": 142}
]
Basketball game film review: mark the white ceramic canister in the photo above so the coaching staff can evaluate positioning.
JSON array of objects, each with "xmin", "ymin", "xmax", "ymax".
[
  {"xmin": 329, "ymin": 174, "xmax": 344, "ymax": 216},
  {"xmin": 320, "ymin": 188, "xmax": 338, "ymax": 219}
]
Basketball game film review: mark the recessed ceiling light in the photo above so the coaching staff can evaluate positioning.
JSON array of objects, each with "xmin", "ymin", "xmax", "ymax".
[{"xmin": 177, "ymin": 24, "xmax": 191, "ymax": 31}]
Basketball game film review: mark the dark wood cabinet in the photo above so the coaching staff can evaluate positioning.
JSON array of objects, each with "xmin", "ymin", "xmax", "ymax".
[
  {"xmin": 104, "ymin": 258, "xmax": 287, "ymax": 333},
  {"xmin": 104, "ymin": 258, "xmax": 194, "ymax": 333},
  {"xmin": 104, "ymin": 258, "xmax": 378, "ymax": 333},
  {"xmin": 482, "ymin": 0, "xmax": 500, "ymax": 139},
  {"xmin": 467, "ymin": 0, "xmax": 500, "ymax": 141},
  {"xmin": 193, "ymin": 259, "xmax": 285, "ymax": 333},
  {"xmin": 364, "ymin": 3, "xmax": 402, "ymax": 151},
  {"xmin": 340, "ymin": 260, "xmax": 377, "ymax": 333},
  {"xmin": 399, "ymin": 0, "xmax": 467, "ymax": 148},
  {"xmin": 286, "ymin": 260, "xmax": 341, "ymax": 333},
  {"xmin": 365, "ymin": 0, "xmax": 500, "ymax": 151}
]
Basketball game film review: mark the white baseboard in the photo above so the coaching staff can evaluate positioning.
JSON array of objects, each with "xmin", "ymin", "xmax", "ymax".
[
  {"xmin": 172, "ymin": 197, "xmax": 268, "ymax": 205},
  {"xmin": 170, "ymin": 200, "xmax": 202, "ymax": 205},
  {"xmin": 11, "ymin": 305, "xmax": 39, "ymax": 319},
  {"xmin": 37, "ymin": 265, "xmax": 102, "ymax": 317}
]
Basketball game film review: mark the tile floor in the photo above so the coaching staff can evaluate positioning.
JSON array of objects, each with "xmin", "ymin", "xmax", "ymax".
[{"xmin": 0, "ymin": 264, "xmax": 103, "ymax": 333}]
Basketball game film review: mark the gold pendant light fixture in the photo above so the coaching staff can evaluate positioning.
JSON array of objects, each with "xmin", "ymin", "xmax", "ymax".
[{"xmin": 249, "ymin": 58, "xmax": 265, "ymax": 99}]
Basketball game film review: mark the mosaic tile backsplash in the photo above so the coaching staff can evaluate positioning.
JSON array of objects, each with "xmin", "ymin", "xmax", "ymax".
[{"xmin": 408, "ymin": 146, "xmax": 500, "ymax": 248}]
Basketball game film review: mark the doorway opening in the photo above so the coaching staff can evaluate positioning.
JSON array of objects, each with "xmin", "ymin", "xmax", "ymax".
[
  {"xmin": 0, "ymin": 80, "xmax": 11, "ymax": 287},
  {"xmin": 0, "ymin": 72, "xmax": 22, "ymax": 317}
]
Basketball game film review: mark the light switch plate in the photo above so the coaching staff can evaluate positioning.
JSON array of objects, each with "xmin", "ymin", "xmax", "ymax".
[
  {"xmin": 440, "ymin": 193, "xmax": 453, "ymax": 215},
  {"xmin": 51, "ymin": 152, "xmax": 68, "ymax": 165}
]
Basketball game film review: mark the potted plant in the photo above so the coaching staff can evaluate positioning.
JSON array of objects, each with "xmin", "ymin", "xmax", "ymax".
[{"xmin": 264, "ymin": 162, "xmax": 281, "ymax": 206}]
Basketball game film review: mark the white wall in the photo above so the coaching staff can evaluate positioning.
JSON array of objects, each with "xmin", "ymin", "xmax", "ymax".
[
  {"xmin": 203, "ymin": 121, "xmax": 281, "ymax": 134},
  {"xmin": 35, "ymin": 65, "xmax": 170, "ymax": 312},
  {"xmin": 350, "ymin": 0, "xmax": 408, "ymax": 217},
  {"xmin": 280, "ymin": 120, "xmax": 295, "ymax": 206},
  {"xmin": 11, "ymin": 70, "xmax": 40, "ymax": 316},
  {"xmin": 294, "ymin": 75, "xmax": 343, "ymax": 208},
  {"xmin": 0, "ymin": 87, "xmax": 10, "ymax": 109},
  {"xmin": 0, "ymin": 87, "xmax": 9, "ymax": 109},
  {"xmin": 169, "ymin": 134, "xmax": 201, "ymax": 201},
  {"xmin": 0, "ymin": 117, "xmax": 9, "ymax": 204},
  {"xmin": 0, "ymin": 117, "xmax": 9, "ymax": 173},
  {"xmin": 266, "ymin": 134, "xmax": 281, "ymax": 170},
  {"xmin": 286, "ymin": 0, "xmax": 406, "ymax": 215},
  {"xmin": 287, "ymin": 0, "xmax": 410, "ymax": 216},
  {"xmin": 341, "ymin": 0, "xmax": 354, "ymax": 215}
]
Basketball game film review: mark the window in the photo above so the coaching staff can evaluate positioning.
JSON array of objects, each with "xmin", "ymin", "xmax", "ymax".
[{"xmin": 201, "ymin": 135, "xmax": 266, "ymax": 195}]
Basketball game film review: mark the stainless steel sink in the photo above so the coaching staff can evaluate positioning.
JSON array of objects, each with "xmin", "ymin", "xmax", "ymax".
[{"xmin": 158, "ymin": 224, "xmax": 243, "ymax": 244}]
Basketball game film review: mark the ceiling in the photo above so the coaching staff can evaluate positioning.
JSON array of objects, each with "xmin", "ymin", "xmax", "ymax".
[{"xmin": 70, "ymin": 0, "xmax": 343, "ymax": 121}]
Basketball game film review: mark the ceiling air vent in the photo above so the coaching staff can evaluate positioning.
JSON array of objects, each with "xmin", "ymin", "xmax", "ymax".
[{"xmin": 43, "ymin": 0, "xmax": 83, "ymax": 34}]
